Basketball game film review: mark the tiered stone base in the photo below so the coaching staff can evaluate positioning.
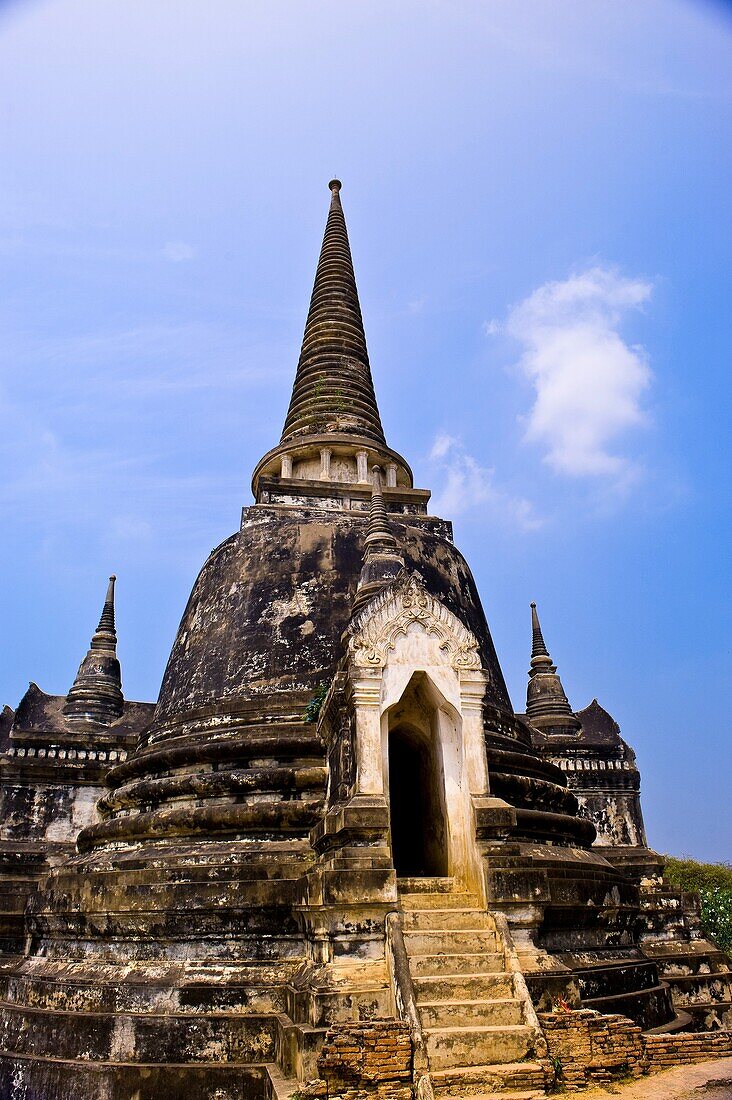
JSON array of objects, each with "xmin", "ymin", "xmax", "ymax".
[
  {"xmin": 481, "ymin": 840, "xmax": 674, "ymax": 1030},
  {"xmin": 0, "ymin": 1056, "xmax": 290, "ymax": 1100},
  {"xmin": 638, "ymin": 882, "xmax": 732, "ymax": 1029},
  {"xmin": 0, "ymin": 835, "xmax": 330, "ymax": 1098},
  {"xmin": 0, "ymin": 844, "xmax": 52, "ymax": 955}
]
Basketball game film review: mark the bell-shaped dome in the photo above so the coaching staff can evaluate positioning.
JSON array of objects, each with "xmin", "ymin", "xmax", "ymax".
[{"xmin": 152, "ymin": 506, "xmax": 513, "ymax": 733}]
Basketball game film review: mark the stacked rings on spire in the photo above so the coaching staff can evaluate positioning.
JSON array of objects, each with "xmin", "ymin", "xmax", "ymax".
[{"xmin": 280, "ymin": 182, "xmax": 386, "ymax": 445}]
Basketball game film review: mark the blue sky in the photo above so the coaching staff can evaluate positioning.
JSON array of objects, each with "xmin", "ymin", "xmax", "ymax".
[{"xmin": 0, "ymin": 0, "xmax": 730, "ymax": 860}]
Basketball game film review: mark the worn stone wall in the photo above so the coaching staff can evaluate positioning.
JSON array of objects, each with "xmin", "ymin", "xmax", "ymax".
[
  {"xmin": 152, "ymin": 507, "xmax": 512, "ymax": 726},
  {"xmin": 532, "ymin": 699, "xmax": 648, "ymax": 851},
  {"xmin": 0, "ymin": 779, "xmax": 100, "ymax": 844},
  {"xmin": 299, "ymin": 1020, "xmax": 413, "ymax": 1100},
  {"xmin": 574, "ymin": 785, "xmax": 646, "ymax": 848}
]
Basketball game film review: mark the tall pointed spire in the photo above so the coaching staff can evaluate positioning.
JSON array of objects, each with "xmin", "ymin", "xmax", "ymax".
[
  {"xmin": 353, "ymin": 466, "xmax": 404, "ymax": 613},
  {"xmin": 526, "ymin": 602, "xmax": 580, "ymax": 736},
  {"xmin": 251, "ymin": 181, "xmax": 419, "ymax": 507},
  {"xmin": 531, "ymin": 602, "xmax": 550, "ymax": 659},
  {"xmin": 280, "ymin": 179, "xmax": 386, "ymax": 446},
  {"xmin": 95, "ymin": 575, "xmax": 117, "ymax": 640},
  {"xmin": 64, "ymin": 576, "xmax": 124, "ymax": 727}
]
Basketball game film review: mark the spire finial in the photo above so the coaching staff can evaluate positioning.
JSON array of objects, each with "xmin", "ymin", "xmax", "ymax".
[
  {"xmin": 530, "ymin": 601, "xmax": 550, "ymax": 662},
  {"xmin": 251, "ymin": 182, "xmax": 414, "ymax": 504},
  {"xmin": 63, "ymin": 575, "xmax": 124, "ymax": 727},
  {"xmin": 526, "ymin": 601, "xmax": 580, "ymax": 736},
  {"xmin": 93, "ymin": 575, "xmax": 117, "ymax": 645},
  {"xmin": 278, "ymin": 181, "xmax": 386, "ymax": 447}
]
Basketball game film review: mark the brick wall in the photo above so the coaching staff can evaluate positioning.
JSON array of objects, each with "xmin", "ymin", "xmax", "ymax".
[
  {"xmin": 296, "ymin": 1011, "xmax": 732, "ymax": 1097},
  {"xmin": 644, "ymin": 1030, "xmax": 732, "ymax": 1070},
  {"xmin": 299, "ymin": 1020, "xmax": 413, "ymax": 1100},
  {"xmin": 540, "ymin": 1009, "xmax": 732, "ymax": 1091},
  {"xmin": 539, "ymin": 1010, "xmax": 647, "ymax": 1091}
]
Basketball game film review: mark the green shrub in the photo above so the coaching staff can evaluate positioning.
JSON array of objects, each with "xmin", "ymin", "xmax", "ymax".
[
  {"xmin": 303, "ymin": 682, "xmax": 329, "ymax": 724},
  {"xmin": 663, "ymin": 856, "xmax": 732, "ymax": 953},
  {"xmin": 663, "ymin": 855, "xmax": 732, "ymax": 893}
]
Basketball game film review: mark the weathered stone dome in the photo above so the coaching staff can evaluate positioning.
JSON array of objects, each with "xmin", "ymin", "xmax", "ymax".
[{"xmin": 152, "ymin": 506, "xmax": 513, "ymax": 732}]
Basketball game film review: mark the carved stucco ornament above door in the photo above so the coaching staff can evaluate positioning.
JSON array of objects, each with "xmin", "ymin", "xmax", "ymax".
[{"xmin": 346, "ymin": 572, "xmax": 484, "ymax": 673}]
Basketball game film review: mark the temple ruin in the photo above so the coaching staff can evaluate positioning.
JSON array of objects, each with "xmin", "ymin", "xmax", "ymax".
[{"xmin": 0, "ymin": 180, "xmax": 729, "ymax": 1099}]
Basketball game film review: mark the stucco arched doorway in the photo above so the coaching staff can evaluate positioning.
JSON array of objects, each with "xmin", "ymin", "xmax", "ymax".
[
  {"xmin": 386, "ymin": 672, "xmax": 450, "ymax": 879},
  {"xmin": 388, "ymin": 724, "xmax": 448, "ymax": 877}
]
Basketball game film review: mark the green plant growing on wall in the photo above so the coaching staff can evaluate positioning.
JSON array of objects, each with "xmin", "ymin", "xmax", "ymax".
[
  {"xmin": 548, "ymin": 1054, "xmax": 563, "ymax": 1092},
  {"xmin": 304, "ymin": 682, "xmax": 329, "ymax": 724}
]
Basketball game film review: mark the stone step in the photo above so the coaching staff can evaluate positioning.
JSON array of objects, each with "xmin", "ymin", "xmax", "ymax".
[
  {"xmin": 397, "ymin": 877, "xmax": 456, "ymax": 893},
  {"xmin": 400, "ymin": 892, "xmax": 479, "ymax": 910},
  {"xmin": 425, "ymin": 1024, "xmax": 535, "ymax": 1070},
  {"xmin": 401, "ymin": 908, "xmax": 495, "ymax": 931},
  {"xmin": 409, "ymin": 952, "xmax": 504, "ymax": 977},
  {"xmin": 0, "ymin": 1000, "xmax": 312, "ymax": 1064},
  {"xmin": 435, "ymin": 1093, "xmax": 543, "ymax": 1100},
  {"xmin": 404, "ymin": 930, "xmax": 499, "ymax": 956},
  {"xmin": 39, "ymin": 882, "xmax": 307, "ymax": 912},
  {"xmin": 430, "ymin": 1059, "xmax": 547, "ymax": 1097},
  {"xmin": 661, "ymin": 967, "xmax": 732, "ymax": 983},
  {"xmin": 3, "ymin": 974, "xmax": 294, "ymax": 1016},
  {"xmin": 437, "ymin": 1093, "xmax": 543, "ymax": 1100},
  {"xmin": 52, "ymin": 860, "xmax": 313, "ymax": 890},
  {"xmin": 0, "ymin": 1055, "xmax": 292, "ymax": 1098},
  {"xmin": 418, "ymin": 997, "xmax": 523, "ymax": 1028},
  {"xmin": 413, "ymin": 972, "xmax": 515, "ymax": 1002}
]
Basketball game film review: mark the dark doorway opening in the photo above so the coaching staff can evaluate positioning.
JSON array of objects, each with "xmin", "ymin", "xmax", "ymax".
[{"xmin": 388, "ymin": 725, "xmax": 448, "ymax": 878}]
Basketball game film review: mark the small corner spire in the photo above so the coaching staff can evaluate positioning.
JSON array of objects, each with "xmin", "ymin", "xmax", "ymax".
[
  {"xmin": 526, "ymin": 601, "xmax": 580, "ymax": 736},
  {"xmin": 530, "ymin": 601, "xmax": 551, "ymax": 662},
  {"xmin": 92, "ymin": 575, "xmax": 117, "ymax": 647},
  {"xmin": 364, "ymin": 466, "xmax": 399, "ymax": 555},
  {"xmin": 352, "ymin": 466, "xmax": 404, "ymax": 614},
  {"xmin": 63, "ymin": 574, "xmax": 124, "ymax": 728}
]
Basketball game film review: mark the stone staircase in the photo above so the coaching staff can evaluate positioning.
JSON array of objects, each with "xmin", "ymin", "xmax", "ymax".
[{"xmin": 398, "ymin": 877, "xmax": 547, "ymax": 1099}]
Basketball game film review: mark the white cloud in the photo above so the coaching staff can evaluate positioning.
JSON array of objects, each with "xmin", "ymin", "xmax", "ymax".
[
  {"xmin": 482, "ymin": 318, "xmax": 500, "ymax": 336},
  {"xmin": 162, "ymin": 240, "xmax": 195, "ymax": 262},
  {"xmin": 507, "ymin": 266, "xmax": 653, "ymax": 485},
  {"xmin": 430, "ymin": 433, "xmax": 456, "ymax": 461},
  {"xmin": 429, "ymin": 435, "xmax": 543, "ymax": 532}
]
